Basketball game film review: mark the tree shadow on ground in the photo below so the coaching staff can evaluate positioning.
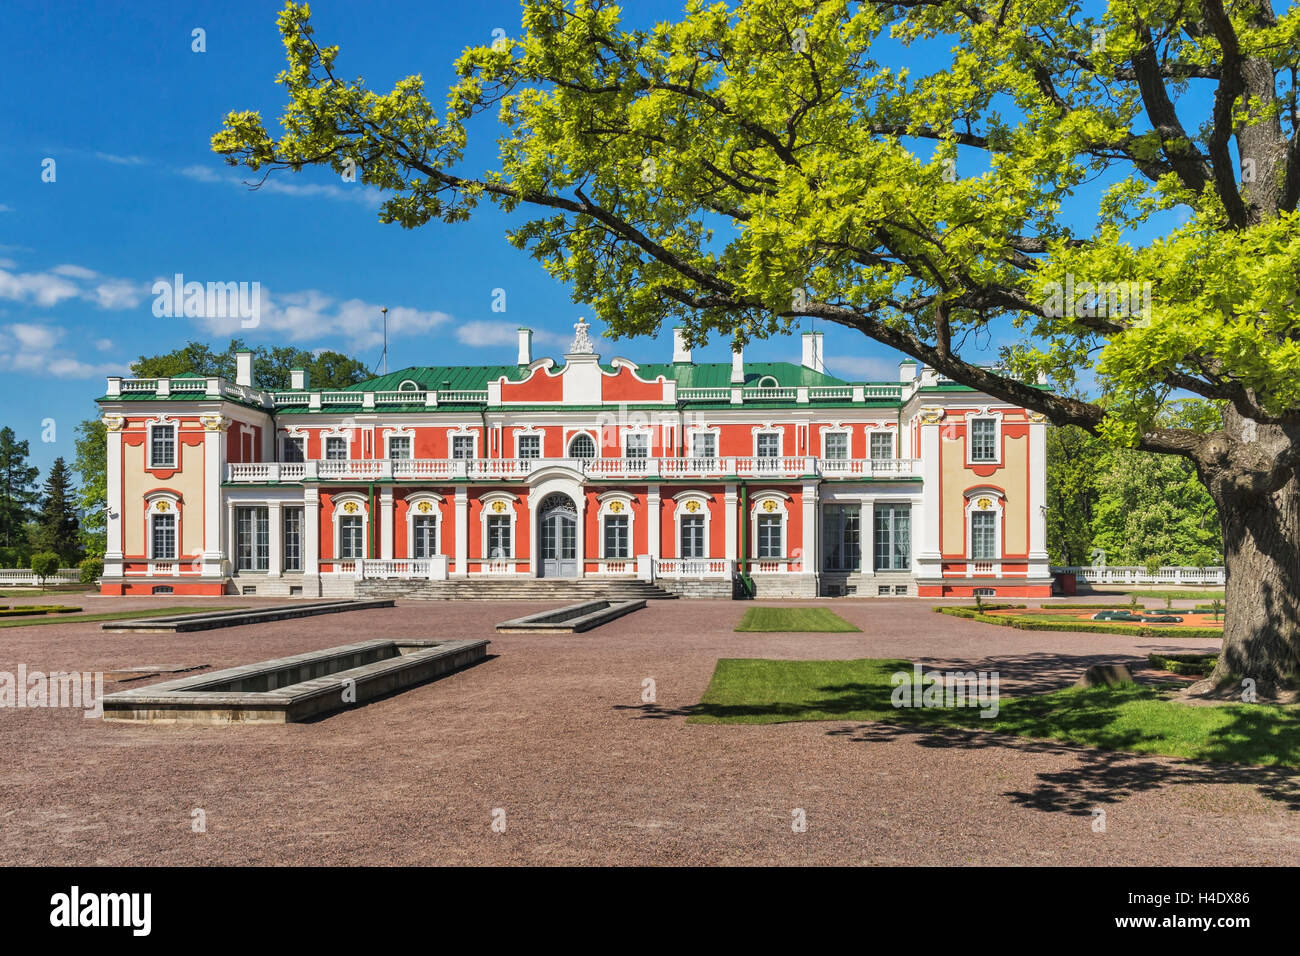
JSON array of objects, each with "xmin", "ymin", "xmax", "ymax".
[{"xmin": 827, "ymin": 720, "xmax": 1300, "ymax": 814}]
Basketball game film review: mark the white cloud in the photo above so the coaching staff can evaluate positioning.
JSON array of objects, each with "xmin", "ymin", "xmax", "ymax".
[
  {"xmin": 94, "ymin": 338, "xmax": 114, "ymax": 351},
  {"xmin": 177, "ymin": 164, "xmax": 387, "ymax": 208},
  {"xmin": 0, "ymin": 263, "xmax": 147, "ymax": 310},
  {"xmin": 0, "ymin": 267, "xmax": 82, "ymax": 307},
  {"xmin": 0, "ymin": 204, "xmax": 12, "ymax": 213},
  {"xmin": 50, "ymin": 263, "xmax": 99, "ymax": 280},
  {"xmin": 0, "ymin": 324, "xmax": 126, "ymax": 379},
  {"xmin": 95, "ymin": 152, "xmax": 149, "ymax": 166}
]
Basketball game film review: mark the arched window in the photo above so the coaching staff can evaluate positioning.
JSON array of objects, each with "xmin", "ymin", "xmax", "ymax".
[
  {"xmin": 398, "ymin": 379, "xmax": 421, "ymax": 392},
  {"xmin": 757, "ymin": 375, "xmax": 779, "ymax": 388},
  {"xmin": 568, "ymin": 433, "xmax": 597, "ymax": 458}
]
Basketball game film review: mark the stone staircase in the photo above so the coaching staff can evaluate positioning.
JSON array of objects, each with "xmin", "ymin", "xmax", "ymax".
[{"xmin": 355, "ymin": 577, "xmax": 680, "ymax": 602}]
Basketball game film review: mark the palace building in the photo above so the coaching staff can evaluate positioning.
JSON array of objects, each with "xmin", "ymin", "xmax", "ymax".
[{"xmin": 96, "ymin": 320, "xmax": 1052, "ymax": 599}]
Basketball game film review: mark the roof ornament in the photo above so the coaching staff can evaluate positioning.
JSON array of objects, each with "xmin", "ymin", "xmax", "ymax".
[{"xmin": 569, "ymin": 316, "xmax": 595, "ymax": 354}]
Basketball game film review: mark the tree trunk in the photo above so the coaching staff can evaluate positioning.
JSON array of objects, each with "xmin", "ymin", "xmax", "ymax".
[{"xmin": 1194, "ymin": 414, "xmax": 1300, "ymax": 694}]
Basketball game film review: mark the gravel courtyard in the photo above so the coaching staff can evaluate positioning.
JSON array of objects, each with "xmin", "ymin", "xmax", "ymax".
[{"xmin": 1, "ymin": 594, "xmax": 1294, "ymax": 866}]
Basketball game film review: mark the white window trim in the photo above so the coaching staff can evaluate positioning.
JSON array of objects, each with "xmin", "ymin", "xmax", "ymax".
[
  {"xmin": 686, "ymin": 426, "xmax": 721, "ymax": 459},
  {"xmin": 405, "ymin": 493, "xmax": 444, "ymax": 559},
  {"xmin": 866, "ymin": 427, "xmax": 897, "ymax": 460},
  {"xmin": 331, "ymin": 494, "xmax": 369, "ymax": 560},
  {"xmin": 621, "ymin": 429, "xmax": 652, "ymax": 459},
  {"xmin": 965, "ymin": 408, "xmax": 1004, "ymax": 466},
  {"xmin": 564, "ymin": 428, "xmax": 601, "ymax": 459},
  {"xmin": 144, "ymin": 492, "xmax": 182, "ymax": 561},
  {"xmin": 820, "ymin": 424, "xmax": 852, "ymax": 459},
  {"xmin": 480, "ymin": 492, "xmax": 520, "ymax": 561},
  {"xmin": 749, "ymin": 491, "xmax": 791, "ymax": 560},
  {"xmin": 513, "ymin": 426, "xmax": 545, "ymax": 459},
  {"xmin": 384, "ymin": 427, "xmax": 415, "ymax": 460},
  {"xmin": 872, "ymin": 499, "xmax": 915, "ymax": 572},
  {"xmin": 320, "ymin": 425, "xmax": 354, "ymax": 461},
  {"xmin": 278, "ymin": 430, "xmax": 307, "ymax": 462},
  {"xmin": 145, "ymin": 416, "xmax": 179, "ymax": 470},
  {"xmin": 672, "ymin": 491, "xmax": 712, "ymax": 559},
  {"xmin": 751, "ymin": 424, "xmax": 784, "ymax": 459},
  {"xmin": 964, "ymin": 488, "xmax": 1006, "ymax": 567},
  {"xmin": 596, "ymin": 491, "xmax": 637, "ymax": 559},
  {"xmin": 447, "ymin": 426, "xmax": 480, "ymax": 460}
]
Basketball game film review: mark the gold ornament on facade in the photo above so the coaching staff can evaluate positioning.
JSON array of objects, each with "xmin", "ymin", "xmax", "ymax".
[
  {"xmin": 762, "ymin": 499, "xmax": 778, "ymax": 513},
  {"xmin": 977, "ymin": 497, "xmax": 993, "ymax": 510},
  {"xmin": 200, "ymin": 414, "xmax": 229, "ymax": 432},
  {"xmin": 492, "ymin": 501, "xmax": 507, "ymax": 513},
  {"xmin": 685, "ymin": 500, "xmax": 701, "ymax": 513},
  {"xmin": 919, "ymin": 407, "xmax": 946, "ymax": 424},
  {"xmin": 417, "ymin": 501, "xmax": 433, "ymax": 514},
  {"xmin": 609, "ymin": 500, "xmax": 624, "ymax": 513},
  {"xmin": 102, "ymin": 415, "xmax": 125, "ymax": 432},
  {"xmin": 343, "ymin": 501, "xmax": 359, "ymax": 514}
]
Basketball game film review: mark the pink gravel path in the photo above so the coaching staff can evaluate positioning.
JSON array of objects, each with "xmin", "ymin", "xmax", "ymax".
[{"xmin": 0, "ymin": 594, "xmax": 1293, "ymax": 866}]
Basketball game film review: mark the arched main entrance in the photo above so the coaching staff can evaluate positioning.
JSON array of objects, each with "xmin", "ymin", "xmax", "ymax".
[{"xmin": 537, "ymin": 493, "xmax": 578, "ymax": 577}]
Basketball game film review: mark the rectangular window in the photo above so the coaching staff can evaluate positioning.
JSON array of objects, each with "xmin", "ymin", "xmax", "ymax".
[
  {"xmin": 970, "ymin": 419, "xmax": 997, "ymax": 462},
  {"xmin": 870, "ymin": 432, "xmax": 894, "ymax": 460},
  {"xmin": 338, "ymin": 515, "xmax": 364, "ymax": 559},
  {"xmin": 823, "ymin": 432, "xmax": 848, "ymax": 460},
  {"xmin": 680, "ymin": 515, "xmax": 706, "ymax": 558},
  {"xmin": 604, "ymin": 515, "xmax": 629, "ymax": 558},
  {"xmin": 691, "ymin": 433, "xmax": 716, "ymax": 460},
  {"xmin": 756, "ymin": 515, "xmax": 783, "ymax": 558},
  {"xmin": 150, "ymin": 425, "xmax": 175, "ymax": 468},
  {"xmin": 971, "ymin": 511, "xmax": 997, "ymax": 560},
  {"xmin": 151, "ymin": 513, "xmax": 176, "ymax": 559},
  {"xmin": 282, "ymin": 507, "xmax": 302, "ymax": 572},
  {"xmin": 624, "ymin": 434, "xmax": 649, "ymax": 459},
  {"xmin": 517, "ymin": 434, "xmax": 541, "ymax": 459},
  {"xmin": 282, "ymin": 437, "xmax": 305, "ymax": 463},
  {"xmin": 452, "ymin": 435, "xmax": 476, "ymax": 460},
  {"xmin": 756, "ymin": 433, "xmax": 780, "ymax": 457},
  {"xmin": 412, "ymin": 515, "xmax": 437, "ymax": 559},
  {"xmin": 873, "ymin": 505, "xmax": 911, "ymax": 571},
  {"xmin": 325, "ymin": 436, "xmax": 348, "ymax": 460},
  {"xmin": 822, "ymin": 504, "xmax": 861, "ymax": 571},
  {"xmin": 236, "ymin": 506, "xmax": 270, "ymax": 571},
  {"xmin": 487, "ymin": 515, "xmax": 511, "ymax": 558},
  {"xmin": 387, "ymin": 435, "xmax": 412, "ymax": 460}
]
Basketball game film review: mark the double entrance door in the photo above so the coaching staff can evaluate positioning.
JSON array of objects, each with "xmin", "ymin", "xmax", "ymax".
[{"xmin": 538, "ymin": 494, "xmax": 577, "ymax": 577}]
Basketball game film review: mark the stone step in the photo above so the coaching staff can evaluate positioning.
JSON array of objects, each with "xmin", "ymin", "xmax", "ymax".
[{"xmin": 355, "ymin": 578, "xmax": 681, "ymax": 601}]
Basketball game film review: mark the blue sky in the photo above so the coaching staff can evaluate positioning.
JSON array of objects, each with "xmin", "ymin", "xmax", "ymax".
[{"xmin": 0, "ymin": 0, "xmax": 1196, "ymax": 476}]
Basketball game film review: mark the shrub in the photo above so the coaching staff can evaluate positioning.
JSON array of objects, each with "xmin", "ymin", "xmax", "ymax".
[
  {"xmin": 79, "ymin": 556, "xmax": 104, "ymax": 584},
  {"xmin": 30, "ymin": 552, "xmax": 61, "ymax": 588}
]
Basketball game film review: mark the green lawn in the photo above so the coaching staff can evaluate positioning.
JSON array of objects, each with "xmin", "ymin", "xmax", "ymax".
[
  {"xmin": 735, "ymin": 607, "xmax": 861, "ymax": 633},
  {"xmin": 689, "ymin": 658, "xmax": 1300, "ymax": 767},
  {"xmin": 0, "ymin": 606, "xmax": 226, "ymax": 628}
]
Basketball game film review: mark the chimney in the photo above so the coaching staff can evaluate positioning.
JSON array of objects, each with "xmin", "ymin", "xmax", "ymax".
[
  {"xmin": 730, "ymin": 344, "xmax": 744, "ymax": 384},
  {"xmin": 899, "ymin": 359, "xmax": 918, "ymax": 382},
  {"xmin": 801, "ymin": 331, "xmax": 824, "ymax": 373},
  {"xmin": 290, "ymin": 368, "xmax": 308, "ymax": 390},
  {"xmin": 517, "ymin": 327, "xmax": 533, "ymax": 365},
  {"xmin": 672, "ymin": 327, "xmax": 692, "ymax": 364},
  {"xmin": 235, "ymin": 350, "xmax": 253, "ymax": 387}
]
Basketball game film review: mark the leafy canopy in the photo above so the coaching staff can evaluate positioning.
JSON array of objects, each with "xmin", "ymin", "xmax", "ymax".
[{"xmin": 213, "ymin": 0, "xmax": 1300, "ymax": 463}]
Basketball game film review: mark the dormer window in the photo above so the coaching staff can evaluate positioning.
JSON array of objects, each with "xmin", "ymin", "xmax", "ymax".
[
  {"xmin": 398, "ymin": 380, "xmax": 420, "ymax": 392},
  {"xmin": 757, "ymin": 375, "xmax": 779, "ymax": 388}
]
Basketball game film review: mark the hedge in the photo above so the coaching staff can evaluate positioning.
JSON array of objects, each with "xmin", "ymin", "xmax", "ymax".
[
  {"xmin": 1148, "ymin": 653, "xmax": 1219, "ymax": 676},
  {"xmin": 935, "ymin": 605, "xmax": 1223, "ymax": 638},
  {"xmin": 0, "ymin": 605, "xmax": 82, "ymax": 618}
]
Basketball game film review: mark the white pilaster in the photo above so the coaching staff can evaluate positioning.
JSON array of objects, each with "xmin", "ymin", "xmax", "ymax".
[
  {"xmin": 647, "ymin": 486, "xmax": 661, "ymax": 560},
  {"xmin": 915, "ymin": 409, "xmax": 945, "ymax": 584},
  {"xmin": 201, "ymin": 417, "xmax": 227, "ymax": 579},
  {"xmin": 267, "ymin": 500, "xmax": 282, "ymax": 577},
  {"xmin": 801, "ymin": 481, "xmax": 818, "ymax": 575},
  {"xmin": 1027, "ymin": 413, "xmax": 1051, "ymax": 583},
  {"xmin": 380, "ymin": 486, "xmax": 394, "ymax": 560},
  {"xmin": 103, "ymin": 418, "xmax": 124, "ymax": 580},
  {"xmin": 303, "ymin": 487, "xmax": 320, "ymax": 577},
  {"xmin": 723, "ymin": 485, "xmax": 737, "ymax": 561},
  {"xmin": 454, "ymin": 487, "xmax": 469, "ymax": 577}
]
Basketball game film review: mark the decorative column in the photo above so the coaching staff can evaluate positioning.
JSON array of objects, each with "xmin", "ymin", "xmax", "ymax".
[
  {"xmin": 723, "ymin": 484, "xmax": 737, "ymax": 563},
  {"xmin": 646, "ymin": 485, "xmax": 661, "ymax": 561},
  {"xmin": 303, "ymin": 487, "xmax": 321, "ymax": 578},
  {"xmin": 267, "ymin": 500, "xmax": 282, "ymax": 578},
  {"xmin": 454, "ymin": 487, "xmax": 469, "ymax": 577},
  {"xmin": 1027, "ymin": 411, "xmax": 1051, "ymax": 586},
  {"xmin": 915, "ymin": 407, "xmax": 945, "ymax": 588},
  {"xmin": 380, "ymin": 486, "xmax": 394, "ymax": 560},
  {"xmin": 801, "ymin": 481, "xmax": 818, "ymax": 587},
  {"xmin": 102, "ymin": 415, "xmax": 125, "ymax": 584}
]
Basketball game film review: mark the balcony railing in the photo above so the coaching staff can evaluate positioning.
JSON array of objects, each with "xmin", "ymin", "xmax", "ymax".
[{"xmin": 225, "ymin": 456, "xmax": 921, "ymax": 483}]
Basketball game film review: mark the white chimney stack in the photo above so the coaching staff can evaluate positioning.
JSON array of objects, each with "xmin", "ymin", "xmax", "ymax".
[
  {"xmin": 801, "ymin": 331, "xmax": 824, "ymax": 373},
  {"xmin": 731, "ymin": 344, "xmax": 744, "ymax": 384},
  {"xmin": 290, "ymin": 368, "xmax": 308, "ymax": 390},
  {"xmin": 235, "ymin": 351, "xmax": 253, "ymax": 387},
  {"xmin": 899, "ymin": 360, "xmax": 918, "ymax": 382},
  {"xmin": 673, "ymin": 327, "xmax": 692, "ymax": 364},
  {"xmin": 517, "ymin": 327, "xmax": 533, "ymax": 365}
]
